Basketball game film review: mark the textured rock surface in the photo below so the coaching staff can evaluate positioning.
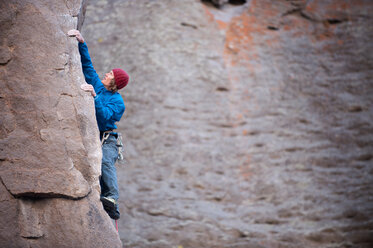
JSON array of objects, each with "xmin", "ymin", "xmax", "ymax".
[
  {"xmin": 0, "ymin": 0, "xmax": 121, "ymax": 247},
  {"xmin": 82, "ymin": 0, "xmax": 373, "ymax": 247}
]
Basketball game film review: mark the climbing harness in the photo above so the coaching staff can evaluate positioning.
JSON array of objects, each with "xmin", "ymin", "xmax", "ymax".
[{"xmin": 100, "ymin": 130, "xmax": 124, "ymax": 161}]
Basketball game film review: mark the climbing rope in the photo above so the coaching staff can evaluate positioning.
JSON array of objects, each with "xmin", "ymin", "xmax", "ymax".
[{"xmin": 115, "ymin": 220, "xmax": 118, "ymax": 232}]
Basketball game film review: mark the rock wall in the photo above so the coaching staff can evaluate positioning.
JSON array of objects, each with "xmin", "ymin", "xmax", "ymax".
[
  {"xmin": 66, "ymin": 0, "xmax": 373, "ymax": 247},
  {"xmin": 0, "ymin": 0, "xmax": 121, "ymax": 247},
  {"xmin": 0, "ymin": 0, "xmax": 366, "ymax": 248}
]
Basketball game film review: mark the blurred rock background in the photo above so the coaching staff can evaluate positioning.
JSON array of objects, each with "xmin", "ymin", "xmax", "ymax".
[{"xmin": 82, "ymin": 0, "xmax": 373, "ymax": 247}]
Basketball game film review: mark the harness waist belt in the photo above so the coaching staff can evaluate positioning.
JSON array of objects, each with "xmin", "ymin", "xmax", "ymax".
[{"xmin": 100, "ymin": 130, "xmax": 118, "ymax": 140}]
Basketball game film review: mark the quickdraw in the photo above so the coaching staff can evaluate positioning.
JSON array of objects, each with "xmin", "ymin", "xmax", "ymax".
[{"xmin": 116, "ymin": 133, "xmax": 124, "ymax": 161}]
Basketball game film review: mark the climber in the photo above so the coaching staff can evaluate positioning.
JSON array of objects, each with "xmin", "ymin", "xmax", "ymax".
[{"xmin": 68, "ymin": 29, "xmax": 129, "ymax": 220}]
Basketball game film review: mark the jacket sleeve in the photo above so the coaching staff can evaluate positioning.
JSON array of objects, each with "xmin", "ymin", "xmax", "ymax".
[
  {"xmin": 78, "ymin": 42, "xmax": 104, "ymax": 93},
  {"xmin": 94, "ymin": 95, "xmax": 125, "ymax": 122}
]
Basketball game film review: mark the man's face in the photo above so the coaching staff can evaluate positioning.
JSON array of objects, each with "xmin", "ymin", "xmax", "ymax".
[{"xmin": 102, "ymin": 70, "xmax": 114, "ymax": 87}]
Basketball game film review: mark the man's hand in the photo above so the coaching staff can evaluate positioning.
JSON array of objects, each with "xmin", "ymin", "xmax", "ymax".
[
  {"xmin": 81, "ymin": 84, "xmax": 96, "ymax": 97},
  {"xmin": 67, "ymin": 29, "xmax": 85, "ymax": 43}
]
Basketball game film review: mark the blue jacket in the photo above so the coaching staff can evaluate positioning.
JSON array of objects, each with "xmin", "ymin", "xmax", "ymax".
[{"xmin": 79, "ymin": 42, "xmax": 125, "ymax": 132}]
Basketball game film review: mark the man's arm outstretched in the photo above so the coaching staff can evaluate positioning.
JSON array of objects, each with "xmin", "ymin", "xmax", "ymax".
[{"xmin": 68, "ymin": 29, "xmax": 104, "ymax": 94}]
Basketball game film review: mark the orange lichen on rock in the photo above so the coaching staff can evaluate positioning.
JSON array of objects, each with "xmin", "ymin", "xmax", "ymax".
[
  {"xmin": 223, "ymin": 11, "xmax": 263, "ymax": 71},
  {"xmin": 216, "ymin": 20, "xmax": 228, "ymax": 30},
  {"xmin": 202, "ymin": 4, "xmax": 215, "ymax": 23},
  {"xmin": 202, "ymin": 0, "xmax": 283, "ymax": 76},
  {"xmin": 223, "ymin": 0, "xmax": 284, "ymax": 69}
]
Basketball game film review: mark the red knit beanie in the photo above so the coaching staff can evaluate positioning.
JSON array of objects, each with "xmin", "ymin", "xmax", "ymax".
[{"xmin": 113, "ymin": 68, "xmax": 129, "ymax": 90}]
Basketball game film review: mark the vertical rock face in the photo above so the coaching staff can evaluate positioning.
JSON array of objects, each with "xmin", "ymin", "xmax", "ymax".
[
  {"xmin": 0, "ymin": 0, "xmax": 121, "ymax": 247},
  {"xmin": 86, "ymin": 0, "xmax": 373, "ymax": 247}
]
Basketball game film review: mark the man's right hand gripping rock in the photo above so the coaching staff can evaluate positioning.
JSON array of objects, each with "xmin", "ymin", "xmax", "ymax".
[{"xmin": 67, "ymin": 29, "xmax": 85, "ymax": 43}]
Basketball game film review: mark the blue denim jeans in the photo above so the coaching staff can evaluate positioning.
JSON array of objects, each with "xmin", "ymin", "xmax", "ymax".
[{"xmin": 100, "ymin": 135, "xmax": 119, "ymax": 203}]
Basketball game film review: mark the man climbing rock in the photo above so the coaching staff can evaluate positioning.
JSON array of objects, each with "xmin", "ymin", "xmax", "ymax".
[{"xmin": 68, "ymin": 29, "xmax": 129, "ymax": 220}]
